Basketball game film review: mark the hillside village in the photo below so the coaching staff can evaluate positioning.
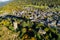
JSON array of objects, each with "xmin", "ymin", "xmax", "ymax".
[
  {"xmin": 1, "ymin": 6, "xmax": 60, "ymax": 29},
  {"xmin": 0, "ymin": 0, "xmax": 60, "ymax": 40}
]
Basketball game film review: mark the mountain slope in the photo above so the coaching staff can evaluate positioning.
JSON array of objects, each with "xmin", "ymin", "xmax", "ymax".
[{"xmin": 0, "ymin": 0, "xmax": 60, "ymax": 13}]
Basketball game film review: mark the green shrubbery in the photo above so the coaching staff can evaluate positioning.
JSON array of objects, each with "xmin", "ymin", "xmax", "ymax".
[{"xmin": 0, "ymin": 16, "xmax": 59, "ymax": 40}]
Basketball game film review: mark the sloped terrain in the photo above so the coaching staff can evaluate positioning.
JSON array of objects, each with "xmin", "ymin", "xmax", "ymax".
[{"xmin": 0, "ymin": 0, "xmax": 60, "ymax": 40}]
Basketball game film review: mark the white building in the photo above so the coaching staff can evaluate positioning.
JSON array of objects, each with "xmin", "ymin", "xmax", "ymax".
[{"xmin": 13, "ymin": 22, "xmax": 18, "ymax": 30}]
